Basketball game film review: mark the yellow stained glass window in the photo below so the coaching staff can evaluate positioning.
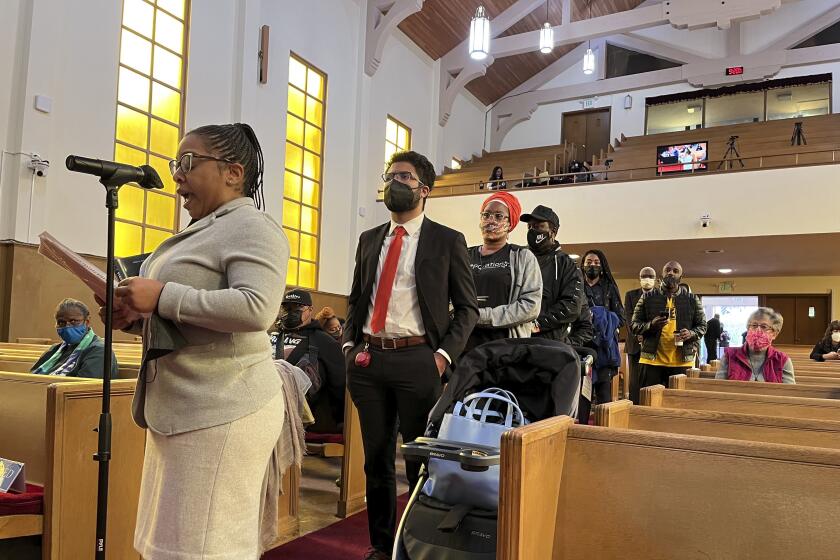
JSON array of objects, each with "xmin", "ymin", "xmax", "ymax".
[
  {"xmin": 384, "ymin": 115, "xmax": 411, "ymax": 171},
  {"xmin": 284, "ymin": 53, "xmax": 325, "ymax": 289},
  {"xmin": 120, "ymin": 29, "xmax": 152, "ymax": 74},
  {"xmin": 114, "ymin": 0, "xmax": 188, "ymax": 257},
  {"xmin": 151, "ymin": 82, "xmax": 180, "ymax": 124},
  {"xmin": 144, "ymin": 227, "xmax": 171, "ymax": 253},
  {"xmin": 115, "ymin": 221, "xmax": 143, "ymax": 257}
]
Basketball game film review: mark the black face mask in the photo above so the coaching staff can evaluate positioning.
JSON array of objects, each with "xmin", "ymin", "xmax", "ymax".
[
  {"xmin": 383, "ymin": 180, "xmax": 421, "ymax": 213},
  {"xmin": 527, "ymin": 229, "xmax": 553, "ymax": 252},
  {"xmin": 662, "ymin": 275, "xmax": 680, "ymax": 289},
  {"xmin": 585, "ymin": 265, "xmax": 601, "ymax": 279},
  {"xmin": 280, "ymin": 310, "xmax": 303, "ymax": 330}
]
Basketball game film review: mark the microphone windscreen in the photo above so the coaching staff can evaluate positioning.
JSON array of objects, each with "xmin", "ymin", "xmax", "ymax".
[{"xmin": 140, "ymin": 165, "xmax": 164, "ymax": 189}]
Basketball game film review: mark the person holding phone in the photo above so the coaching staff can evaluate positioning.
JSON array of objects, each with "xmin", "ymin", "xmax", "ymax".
[{"xmin": 631, "ymin": 261, "xmax": 707, "ymax": 390}]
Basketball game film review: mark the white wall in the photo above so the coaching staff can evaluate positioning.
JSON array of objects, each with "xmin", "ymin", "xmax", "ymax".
[
  {"xmin": 440, "ymin": 91, "xmax": 486, "ymax": 166},
  {"xmin": 424, "ymin": 165, "xmax": 840, "ymax": 248},
  {"xmin": 742, "ymin": 0, "xmax": 840, "ymax": 54},
  {"xmin": 0, "ymin": 0, "xmax": 477, "ymax": 297}
]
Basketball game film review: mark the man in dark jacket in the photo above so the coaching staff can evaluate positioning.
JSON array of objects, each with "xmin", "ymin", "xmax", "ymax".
[
  {"xmin": 278, "ymin": 289, "xmax": 346, "ymax": 427},
  {"xmin": 520, "ymin": 205, "xmax": 582, "ymax": 343},
  {"xmin": 632, "ymin": 261, "xmax": 707, "ymax": 390},
  {"xmin": 704, "ymin": 313, "xmax": 722, "ymax": 363},
  {"xmin": 624, "ymin": 266, "xmax": 656, "ymax": 403}
]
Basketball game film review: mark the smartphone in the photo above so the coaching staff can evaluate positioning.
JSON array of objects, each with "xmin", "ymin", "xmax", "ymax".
[{"xmin": 658, "ymin": 310, "xmax": 669, "ymax": 319}]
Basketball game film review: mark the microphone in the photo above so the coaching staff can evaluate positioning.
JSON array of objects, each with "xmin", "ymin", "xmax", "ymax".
[{"xmin": 65, "ymin": 155, "xmax": 164, "ymax": 189}]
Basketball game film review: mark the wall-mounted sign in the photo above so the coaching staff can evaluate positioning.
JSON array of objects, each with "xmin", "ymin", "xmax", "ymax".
[
  {"xmin": 809, "ymin": 306, "xmax": 816, "ymax": 318},
  {"xmin": 718, "ymin": 282, "xmax": 734, "ymax": 294},
  {"xmin": 725, "ymin": 66, "xmax": 744, "ymax": 76}
]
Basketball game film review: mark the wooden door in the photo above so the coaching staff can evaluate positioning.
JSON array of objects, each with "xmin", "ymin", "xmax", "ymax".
[
  {"xmin": 585, "ymin": 109, "xmax": 611, "ymax": 163},
  {"xmin": 764, "ymin": 295, "xmax": 830, "ymax": 345},
  {"xmin": 764, "ymin": 296, "xmax": 796, "ymax": 345},
  {"xmin": 794, "ymin": 296, "xmax": 829, "ymax": 345},
  {"xmin": 562, "ymin": 108, "xmax": 611, "ymax": 165}
]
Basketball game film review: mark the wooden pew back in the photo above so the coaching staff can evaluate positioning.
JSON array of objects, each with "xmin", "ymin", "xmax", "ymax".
[
  {"xmin": 596, "ymin": 399, "xmax": 840, "ymax": 450},
  {"xmin": 44, "ymin": 379, "xmax": 144, "ymax": 560},
  {"xmin": 499, "ymin": 416, "xmax": 840, "ymax": 559},
  {"xmin": 0, "ymin": 372, "xmax": 95, "ymax": 484},
  {"xmin": 670, "ymin": 374, "xmax": 840, "ymax": 399},
  {"xmin": 641, "ymin": 385, "xmax": 840, "ymax": 421}
]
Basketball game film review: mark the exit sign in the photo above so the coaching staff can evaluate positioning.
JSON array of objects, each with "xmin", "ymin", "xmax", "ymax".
[{"xmin": 726, "ymin": 66, "xmax": 744, "ymax": 76}]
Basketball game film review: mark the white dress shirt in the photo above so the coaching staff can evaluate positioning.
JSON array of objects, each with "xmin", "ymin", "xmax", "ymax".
[
  {"xmin": 348, "ymin": 213, "xmax": 451, "ymax": 363},
  {"xmin": 363, "ymin": 213, "xmax": 425, "ymax": 337}
]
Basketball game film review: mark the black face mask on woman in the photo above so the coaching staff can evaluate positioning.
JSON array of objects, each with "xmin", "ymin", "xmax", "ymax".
[
  {"xmin": 383, "ymin": 180, "xmax": 422, "ymax": 213},
  {"xmin": 585, "ymin": 265, "xmax": 601, "ymax": 279}
]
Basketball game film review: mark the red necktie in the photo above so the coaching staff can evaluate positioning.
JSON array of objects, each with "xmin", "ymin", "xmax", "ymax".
[{"xmin": 370, "ymin": 226, "xmax": 406, "ymax": 334}]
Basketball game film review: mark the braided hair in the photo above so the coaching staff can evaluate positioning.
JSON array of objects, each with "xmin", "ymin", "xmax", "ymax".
[{"xmin": 188, "ymin": 123, "xmax": 265, "ymax": 209}]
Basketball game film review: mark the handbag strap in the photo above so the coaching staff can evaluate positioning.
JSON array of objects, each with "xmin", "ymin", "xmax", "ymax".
[{"xmin": 461, "ymin": 391, "xmax": 525, "ymax": 428}]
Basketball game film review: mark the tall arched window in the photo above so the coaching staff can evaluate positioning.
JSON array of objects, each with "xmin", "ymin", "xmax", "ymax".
[
  {"xmin": 113, "ymin": 0, "xmax": 190, "ymax": 257},
  {"xmin": 284, "ymin": 53, "xmax": 326, "ymax": 289}
]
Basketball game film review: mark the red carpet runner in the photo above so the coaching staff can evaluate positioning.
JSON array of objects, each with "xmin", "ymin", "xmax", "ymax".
[{"xmin": 263, "ymin": 494, "xmax": 409, "ymax": 560}]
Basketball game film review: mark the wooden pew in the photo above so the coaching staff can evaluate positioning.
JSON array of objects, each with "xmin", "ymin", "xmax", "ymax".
[
  {"xmin": 688, "ymin": 368, "xmax": 840, "ymax": 386},
  {"xmin": 640, "ymin": 385, "xmax": 840, "ymax": 422},
  {"xmin": 670, "ymin": 373, "xmax": 840, "ymax": 399},
  {"xmin": 0, "ymin": 359, "xmax": 139, "ymax": 379},
  {"xmin": 0, "ymin": 372, "xmax": 300, "ymax": 555},
  {"xmin": 0, "ymin": 372, "xmax": 143, "ymax": 558},
  {"xmin": 337, "ymin": 390, "xmax": 366, "ymax": 518},
  {"xmin": 595, "ymin": 399, "xmax": 840, "ymax": 450},
  {"xmin": 498, "ymin": 416, "xmax": 840, "ymax": 559}
]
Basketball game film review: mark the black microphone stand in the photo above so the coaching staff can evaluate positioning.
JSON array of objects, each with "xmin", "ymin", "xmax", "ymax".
[
  {"xmin": 66, "ymin": 154, "xmax": 162, "ymax": 559},
  {"xmin": 90, "ymin": 167, "xmax": 143, "ymax": 560}
]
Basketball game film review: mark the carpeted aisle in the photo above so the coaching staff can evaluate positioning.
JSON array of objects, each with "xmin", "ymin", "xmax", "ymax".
[{"xmin": 263, "ymin": 494, "xmax": 409, "ymax": 559}]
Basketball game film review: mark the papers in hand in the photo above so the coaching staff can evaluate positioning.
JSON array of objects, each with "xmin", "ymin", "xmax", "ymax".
[{"xmin": 38, "ymin": 231, "xmax": 114, "ymax": 300}]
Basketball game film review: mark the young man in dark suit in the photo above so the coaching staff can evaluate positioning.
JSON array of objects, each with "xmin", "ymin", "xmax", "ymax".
[
  {"xmin": 343, "ymin": 151, "xmax": 479, "ymax": 560},
  {"xmin": 623, "ymin": 266, "xmax": 656, "ymax": 403}
]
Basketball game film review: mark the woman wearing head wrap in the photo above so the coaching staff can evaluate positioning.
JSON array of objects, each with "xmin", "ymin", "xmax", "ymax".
[{"xmin": 463, "ymin": 192, "xmax": 542, "ymax": 354}]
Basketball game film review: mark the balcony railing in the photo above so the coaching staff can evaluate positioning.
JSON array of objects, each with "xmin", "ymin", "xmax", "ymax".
[{"xmin": 427, "ymin": 148, "xmax": 840, "ymax": 198}]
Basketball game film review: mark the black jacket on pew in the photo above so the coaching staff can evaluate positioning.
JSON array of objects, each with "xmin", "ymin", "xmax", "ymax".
[{"xmin": 810, "ymin": 339, "xmax": 840, "ymax": 361}]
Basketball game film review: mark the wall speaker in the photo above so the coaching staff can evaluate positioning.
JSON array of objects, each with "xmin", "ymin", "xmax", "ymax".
[{"xmin": 259, "ymin": 25, "xmax": 270, "ymax": 84}]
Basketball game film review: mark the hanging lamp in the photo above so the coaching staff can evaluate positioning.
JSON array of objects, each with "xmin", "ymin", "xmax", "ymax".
[
  {"xmin": 582, "ymin": 1, "xmax": 596, "ymax": 75},
  {"xmin": 469, "ymin": 6, "xmax": 491, "ymax": 60},
  {"xmin": 539, "ymin": 1, "xmax": 553, "ymax": 54}
]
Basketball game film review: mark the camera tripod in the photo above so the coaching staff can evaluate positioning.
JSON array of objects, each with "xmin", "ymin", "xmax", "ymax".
[
  {"xmin": 791, "ymin": 121, "xmax": 807, "ymax": 146},
  {"xmin": 717, "ymin": 135, "xmax": 745, "ymax": 170}
]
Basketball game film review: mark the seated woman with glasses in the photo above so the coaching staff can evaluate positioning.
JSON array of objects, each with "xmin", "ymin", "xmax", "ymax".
[
  {"xmin": 464, "ymin": 191, "xmax": 541, "ymax": 354},
  {"xmin": 715, "ymin": 307, "xmax": 795, "ymax": 383},
  {"xmin": 30, "ymin": 298, "xmax": 118, "ymax": 378}
]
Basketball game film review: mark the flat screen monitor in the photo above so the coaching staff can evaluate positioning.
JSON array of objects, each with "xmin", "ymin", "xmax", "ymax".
[{"xmin": 656, "ymin": 142, "xmax": 708, "ymax": 175}]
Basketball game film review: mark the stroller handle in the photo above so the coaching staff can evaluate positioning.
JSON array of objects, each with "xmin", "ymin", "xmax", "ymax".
[{"xmin": 401, "ymin": 437, "xmax": 501, "ymax": 471}]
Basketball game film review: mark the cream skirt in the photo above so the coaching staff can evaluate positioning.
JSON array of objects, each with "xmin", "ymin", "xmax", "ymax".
[{"xmin": 134, "ymin": 390, "xmax": 284, "ymax": 560}]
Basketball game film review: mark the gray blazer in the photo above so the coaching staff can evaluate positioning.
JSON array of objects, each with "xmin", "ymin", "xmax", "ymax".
[{"xmin": 134, "ymin": 197, "xmax": 290, "ymax": 435}]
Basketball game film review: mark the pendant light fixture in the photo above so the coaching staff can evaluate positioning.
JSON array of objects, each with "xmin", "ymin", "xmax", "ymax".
[
  {"xmin": 539, "ymin": 0, "xmax": 553, "ymax": 54},
  {"xmin": 582, "ymin": 0, "xmax": 595, "ymax": 75},
  {"xmin": 469, "ymin": 6, "xmax": 491, "ymax": 61}
]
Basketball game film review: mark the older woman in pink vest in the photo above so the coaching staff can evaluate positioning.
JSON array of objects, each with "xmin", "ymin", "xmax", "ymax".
[{"xmin": 715, "ymin": 307, "xmax": 795, "ymax": 383}]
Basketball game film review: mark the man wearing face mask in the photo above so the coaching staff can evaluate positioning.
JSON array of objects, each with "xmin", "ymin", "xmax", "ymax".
[
  {"xmin": 344, "ymin": 151, "xmax": 478, "ymax": 560},
  {"xmin": 277, "ymin": 289, "xmax": 346, "ymax": 426},
  {"xmin": 31, "ymin": 298, "xmax": 118, "ymax": 378},
  {"xmin": 520, "ymin": 205, "xmax": 582, "ymax": 343},
  {"xmin": 632, "ymin": 261, "xmax": 707, "ymax": 390},
  {"xmin": 624, "ymin": 267, "xmax": 656, "ymax": 403}
]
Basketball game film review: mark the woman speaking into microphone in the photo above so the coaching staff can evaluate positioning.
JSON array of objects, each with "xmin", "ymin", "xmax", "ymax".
[{"xmin": 98, "ymin": 123, "xmax": 289, "ymax": 560}]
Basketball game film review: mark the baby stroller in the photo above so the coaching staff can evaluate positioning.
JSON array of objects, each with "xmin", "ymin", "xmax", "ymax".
[{"xmin": 394, "ymin": 338, "xmax": 587, "ymax": 559}]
